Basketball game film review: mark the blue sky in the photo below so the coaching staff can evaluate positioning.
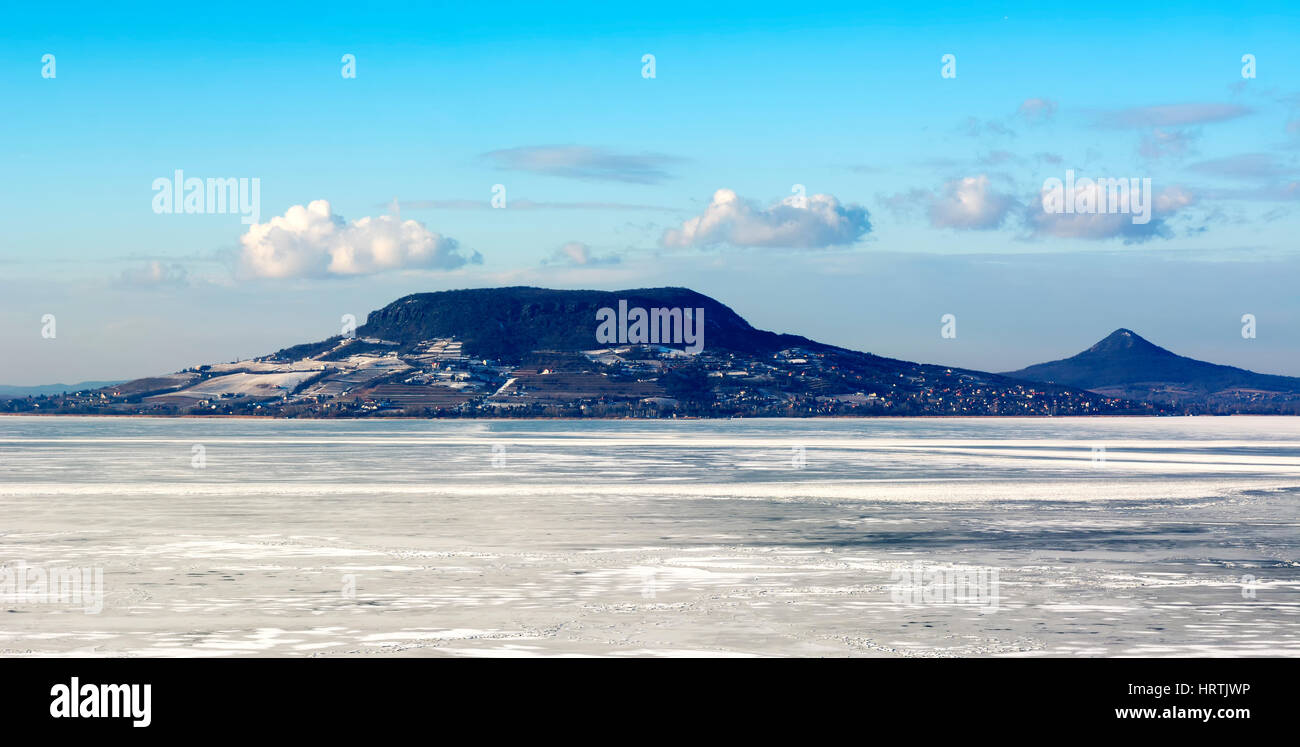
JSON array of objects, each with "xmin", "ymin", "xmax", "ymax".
[{"xmin": 2, "ymin": 1, "xmax": 1299, "ymax": 383}]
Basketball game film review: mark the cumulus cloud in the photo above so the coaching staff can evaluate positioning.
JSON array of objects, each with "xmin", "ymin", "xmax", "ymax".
[
  {"xmin": 1027, "ymin": 182, "xmax": 1196, "ymax": 243},
  {"xmin": 542, "ymin": 241, "xmax": 621, "ymax": 266},
  {"xmin": 1017, "ymin": 98, "xmax": 1058, "ymax": 122},
  {"xmin": 660, "ymin": 189, "xmax": 871, "ymax": 249},
  {"xmin": 882, "ymin": 176, "xmax": 1017, "ymax": 231},
  {"xmin": 926, "ymin": 176, "xmax": 1018, "ymax": 230},
  {"xmin": 883, "ymin": 174, "xmax": 1199, "ymax": 241},
  {"xmin": 238, "ymin": 200, "xmax": 478, "ymax": 279},
  {"xmin": 482, "ymin": 145, "xmax": 682, "ymax": 184}
]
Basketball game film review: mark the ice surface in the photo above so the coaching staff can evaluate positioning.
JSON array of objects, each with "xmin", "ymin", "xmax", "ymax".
[{"xmin": 1, "ymin": 415, "xmax": 1297, "ymax": 657}]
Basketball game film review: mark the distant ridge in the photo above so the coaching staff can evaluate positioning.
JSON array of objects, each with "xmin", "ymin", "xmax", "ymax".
[
  {"xmin": 6, "ymin": 286, "xmax": 1149, "ymax": 418},
  {"xmin": 16, "ymin": 290, "xmax": 1300, "ymax": 417},
  {"xmin": 0, "ymin": 381, "xmax": 125, "ymax": 399},
  {"xmin": 1002, "ymin": 328, "xmax": 1300, "ymax": 413}
]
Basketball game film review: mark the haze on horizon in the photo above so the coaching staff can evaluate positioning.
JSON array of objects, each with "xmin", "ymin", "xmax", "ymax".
[{"xmin": 2, "ymin": 1, "xmax": 1298, "ymax": 385}]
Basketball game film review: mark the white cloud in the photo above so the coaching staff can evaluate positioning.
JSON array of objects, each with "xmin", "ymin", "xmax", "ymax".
[
  {"xmin": 543, "ymin": 241, "xmax": 620, "ymax": 266},
  {"xmin": 926, "ymin": 176, "xmax": 1017, "ymax": 230},
  {"xmin": 238, "ymin": 200, "xmax": 477, "ymax": 279},
  {"xmin": 882, "ymin": 175, "xmax": 1017, "ymax": 231},
  {"xmin": 1028, "ymin": 183, "xmax": 1196, "ymax": 242},
  {"xmin": 660, "ymin": 189, "xmax": 871, "ymax": 249}
]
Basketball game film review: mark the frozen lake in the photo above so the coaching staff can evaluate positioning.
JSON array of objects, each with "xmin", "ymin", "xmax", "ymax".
[{"xmin": 1, "ymin": 415, "xmax": 1299, "ymax": 657}]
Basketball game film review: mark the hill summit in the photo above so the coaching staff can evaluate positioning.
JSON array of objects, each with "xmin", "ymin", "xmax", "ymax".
[
  {"xmin": 280, "ymin": 286, "xmax": 824, "ymax": 362},
  {"xmin": 1002, "ymin": 328, "xmax": 1300, "ymax": 410}
]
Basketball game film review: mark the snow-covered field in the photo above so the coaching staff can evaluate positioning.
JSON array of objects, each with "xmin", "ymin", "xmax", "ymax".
[
  {"xmin": 1, "ymin": 416, "xmax": 1298, "ymax": 657},
  {"xmin": 172, "ymin": 371, "xmax": 322, "ymax": 399}
]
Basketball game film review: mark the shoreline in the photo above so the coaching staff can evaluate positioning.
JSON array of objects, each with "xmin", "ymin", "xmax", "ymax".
[{"xmin": 0, "ymin": 412, "xmax": 1288, "ymax": 421}]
